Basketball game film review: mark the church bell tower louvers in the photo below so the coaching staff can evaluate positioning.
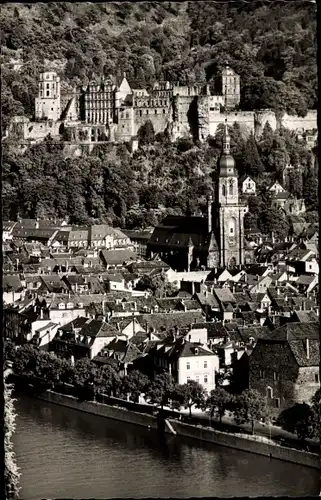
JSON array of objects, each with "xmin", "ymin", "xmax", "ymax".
[{"xmin": 215, "ymin": 122, "xmax": 248, "ymax": 267}]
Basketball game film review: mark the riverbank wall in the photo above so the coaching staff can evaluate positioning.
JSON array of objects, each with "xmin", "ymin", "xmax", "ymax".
[
  {"xmin": 37, "ymin": 390, "xmax": 159, "ymax": 429},
  {"xmin": 36, "ymin": 389, "xmax": 319, "ymax": 470},
  {"xmin": 168, "ymin": 420, "xmax": 320, "ymax": 470}
]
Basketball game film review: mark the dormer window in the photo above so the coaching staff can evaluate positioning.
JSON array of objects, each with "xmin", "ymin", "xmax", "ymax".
[{"xmin": 58, "ymin": 303, "xmax": 65, "ymax": 310}]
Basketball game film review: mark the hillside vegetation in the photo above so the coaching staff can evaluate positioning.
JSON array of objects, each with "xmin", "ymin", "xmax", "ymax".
[{"xmin": 1, "ymin": 0, "xmax": 317, "ymax": 127}]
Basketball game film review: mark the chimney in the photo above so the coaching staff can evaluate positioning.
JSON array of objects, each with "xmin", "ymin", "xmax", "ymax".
[
  {"xmin": 305, "ymin": 338, "xmax": 310, "ymax": 359},
  {"xmin": 207, "ymin": 195, "xmax": 213, "ymax": 233}
]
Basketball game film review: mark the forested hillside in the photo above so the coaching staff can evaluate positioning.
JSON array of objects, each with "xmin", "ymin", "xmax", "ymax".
[
  {"xmin": 1, "ymin": 1, "xmax": 318, "ymax": 234},
  {"xmin": 2, "ymin": 123, "xmax": 318, "ymax": 237},
  {"xmin": 1, "ymin": 0, "xmax": 317, "ymax": 127}
]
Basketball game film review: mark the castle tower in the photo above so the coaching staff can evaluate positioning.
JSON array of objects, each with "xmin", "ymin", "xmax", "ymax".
[
  {"xmin": 215, "ymin": 122, "xmax": 248, "ymax": 267},
  {"xmin": 222, "ymin": 65, "xmax": 240, "ymax": 110},
  {"xmin": 35, "ymin": 71, "xmax": 61, "ymax": 121}
]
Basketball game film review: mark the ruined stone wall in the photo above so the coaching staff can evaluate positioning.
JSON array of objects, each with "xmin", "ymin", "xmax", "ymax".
[
  {"xmin": 133, "ymin": 106, "xmax": 171, "ymax": 135},
  {"xmin": 20, "ymin": 119, "xmax": 61, "ymax": 141},
  {"xmin": 254, "ymin": 110, "xmax": 278, "ymax": 136},
  {"xmin": 114, "ymin": 107, "xmax": 135, "ymax": 142},
  {"xmin": 171, "ymin": 95, "xmax": 195, "ymax": 140},
  {"xmin": 208, "ymin": 110, "xmax": 255, "ymax": 138},
  {"xmin": 198, "ymin": 96, "xmax": 210, "ymax": 141},
  {"xmin": 281, "ymin": 110, "xmax": 317, "ymax": 132}
]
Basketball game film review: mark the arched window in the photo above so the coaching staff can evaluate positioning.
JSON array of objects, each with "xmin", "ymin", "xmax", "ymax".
[
  {"xmin": 222, "ymin": 184, "xmax": 226, "ymax": 196},
  {"xmin": 267, "ymin": 386, "xmax": 273, "ymax": 399},
  {"xmin": 229, "ymin": 178, "xmax": 234, "ymax": 195}
]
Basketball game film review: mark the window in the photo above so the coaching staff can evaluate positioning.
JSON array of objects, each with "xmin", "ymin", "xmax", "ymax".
[
  {"xmin": 204, "ymin": 361, "xmax": 208, "ymax": 369},
  {"xmin": 46, "ymin": 83, "xmax": 50, "ymax": 89},
  {"xmin": 230, "ymin": 228, "xmax": 234, "ymax": 234},
  {"xmin": 315, "ymin": 373, "xmax": 319, "ymax": 383},
  {"xmin": 273, "ymin": 371, "xmax": 279, "ymax": 381},
  {"xmin": 46, "ymin": 91, "xmax": 50, "ymax": 97},
  {"xmin": 186, "ymin": 362, "xmax": 190, "ymax": 370},
  {"xmin": 187, "ymin": 376, "xmax": 191, "ymax": 380},
  {"xmin": 275, "ymin": 398, "xmax": 280, "ymax": 408},
  {"xmin": 222, "ymin": 184, "xmax": 226, "ymax": 196},
  {"xmin": 267, "ymin": 387, "xmax": 273, "ymax": 399},
  {"xmin": 196, "ymin": 376, "xmax": 200, "ymax": 382},
  {"xmin": 259, "ymin": 370, "xmax": 265, "ymax": 378},
  {"xmin": 204, "ymin": 375, "xmax": 208, "ymax": 383}
]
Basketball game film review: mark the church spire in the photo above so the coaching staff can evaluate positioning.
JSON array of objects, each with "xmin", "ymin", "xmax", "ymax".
[{"xmin": 222, "ymin": 120, "xmax": 230, "ymax": 155}]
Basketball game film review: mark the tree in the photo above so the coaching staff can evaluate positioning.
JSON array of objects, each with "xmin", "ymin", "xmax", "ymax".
[
  {"xmin": 4, "ymin": 381, "xmax": 21, "ymax": 499},
  {"xmin": 303, "ymin": 163, "xmax": 318, "ymax": 211},
  {"xmin": 137, "ymin": 120, "xmax": 155, "ymax": 147},
  {"xmin": 310, "ymin": 389, "xmax": 320, "ymax": 440},
  {"xmin": 233, "ymin": 389, "xmax": 267, "ymax": 435},
  {"xmin": 207, "ymin": 387, "xmax": 231, "ymax": 423},
  {"xmin": 241, "ymin": 132, "xmax": 264, "ymax": 178},
  {"xmin": 145, "ymin": 373, "xmax": 175, "ymax": 409},
  {"xmin": 4, "ymin": 340, "xmax": 17, "ymax": 366},
  {"xmin": 259, "ymin": 121, "xmax": 274, "ymax": 155},
  {"xmin": 277, "ymin": 403, "xmax": 315, "ymax": 441},
  {"xmin": 137, "ymin": 273, "xmax": 177, "ymax": 298},
  {"xmin": 94, "ymin": 364, "xmax": 121, "ymax": 397},
  {"xmin": 288, "ymin": 168, "xmax": 303, "ymax": 199},
  {"xmin": 120, "ymin": 370, "xmax": 150, "ymax": 402},
  {"xmin": 173, "ymin": 380, "xmax": 207, "ymax": 417},
  {"xmin": 258, "ymin": 206, "xmax": 290, "ymax": 238}
]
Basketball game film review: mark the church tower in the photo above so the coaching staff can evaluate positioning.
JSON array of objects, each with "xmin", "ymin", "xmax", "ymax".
[{"xmin": 215, "ymin": 122, "xmax": 248, "ymax": 267}]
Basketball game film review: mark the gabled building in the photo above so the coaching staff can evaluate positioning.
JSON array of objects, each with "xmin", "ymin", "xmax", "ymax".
[
  {"xmin": 267, "ymin": 181, "xmax": 285, "ymax": 195},
  {"xmin": 242, "ymin": 176, "xmax": 256, "ymax": 195},
  {"xmin": 99, "ymin": 249, "xmax": 138, "ymax": 269},
  {"xmin": 51, "ymin": 318, "xmax": 119, "ymax": 361},
  {"xmin": 150, "ymin": 338, "xmax": 219, "ymax": 392}
]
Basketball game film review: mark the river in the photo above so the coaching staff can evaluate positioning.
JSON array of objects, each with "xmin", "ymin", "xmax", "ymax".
[{"xmin": 13, "ymin": 394, "xmax": 319, "ymax": 499}]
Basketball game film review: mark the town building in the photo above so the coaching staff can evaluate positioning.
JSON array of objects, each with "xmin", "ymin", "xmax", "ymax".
[
  {"xmin": 241, "ymin": 176, "xmax": 256, "ymax": 195},
  {"xmin": 248, "ymin": 322, "xmax": 320, "ymax": 415}
]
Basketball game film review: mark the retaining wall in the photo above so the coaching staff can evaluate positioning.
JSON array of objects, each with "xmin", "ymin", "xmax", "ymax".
[
  {"xmin": 38, "ymin": 390, "xmax": 158, "ymax": 429},
  {"xmin": 168, "ymin": 420, "xmax": 320, "ymax": 470},
  {"xmin": 36, "ymin": 390, "xmax": 319, "ymax": 470}
]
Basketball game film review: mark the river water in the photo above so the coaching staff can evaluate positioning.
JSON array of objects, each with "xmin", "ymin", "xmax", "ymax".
[{"xmin": 13, "ymin": 394, "xmax": 319, "ymax": 499}]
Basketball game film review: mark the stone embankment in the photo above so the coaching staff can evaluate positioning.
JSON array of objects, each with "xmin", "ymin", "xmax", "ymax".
[{"xmin": 36, "ymin": 389, "xmax": 319, "ymax": 470}]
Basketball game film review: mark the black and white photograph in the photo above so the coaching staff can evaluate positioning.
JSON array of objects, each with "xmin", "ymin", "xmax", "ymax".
[{"xmin": 2, "ymin": 1, "xmax": 319, "ymax": 499}]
